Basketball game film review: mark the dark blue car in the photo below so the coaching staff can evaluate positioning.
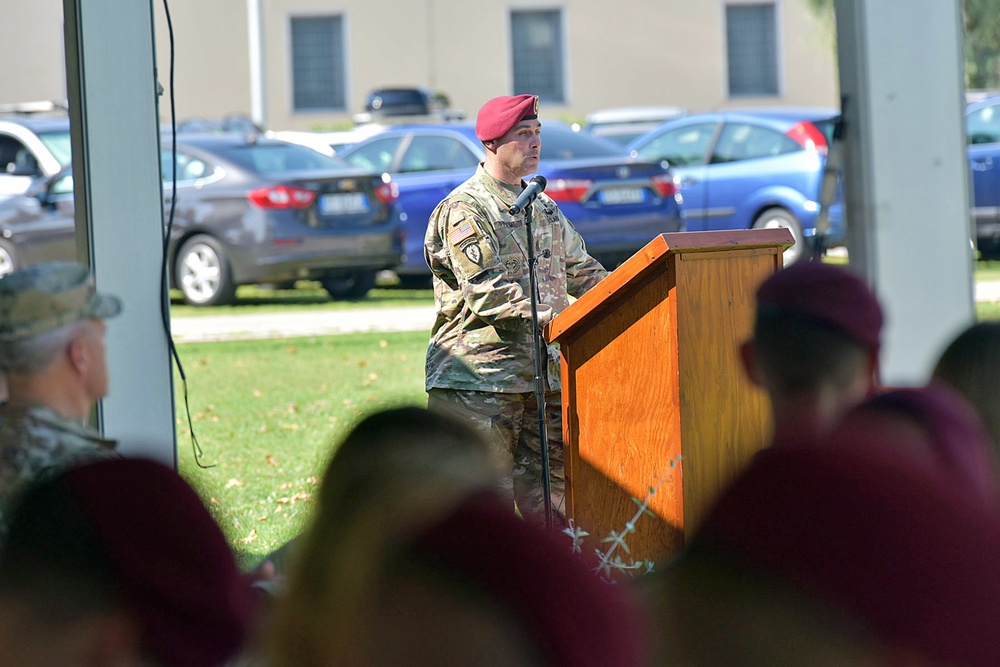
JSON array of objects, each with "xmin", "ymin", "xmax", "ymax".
[
  {"xmin": 338, "ymin": 121, "xmax": 684, "ymax": 286},
  {"xmin": 624, "ymin": 108, "xmax": 845, "ymax": 264},
  {"xmin": 965, "ymin": 95, "xmax": 1000, "ymax": 256}
]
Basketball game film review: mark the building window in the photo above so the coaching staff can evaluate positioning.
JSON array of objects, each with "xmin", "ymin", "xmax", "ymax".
[
  {"xmin": 291, "ymin": 16, "xmax": 346, "ymax": 112},
  {"xmin": 726, "ymin": 3, "xmax": 779, "ymax": 97},
  {"xmin": 511, "ymin": 10, "xmax": 565, "ymax": 103}
]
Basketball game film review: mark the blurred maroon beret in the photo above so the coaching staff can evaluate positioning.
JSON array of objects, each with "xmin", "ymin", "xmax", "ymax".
[
  {"xmin": 62, "ymin": 458, "xmax": 258, "ymax": 667},
  {"xmin": 756, "ymin": 260, "xmax": 883, "ymax": 350},
  {"xmin": 476, "ymin": 94, "xmax": 539, "ymax": 141},
  {"xmin": 692, "ymin": 444, "xmax": 1000, "ymax": 666},
  {"xmin": 830, "ymin": 382, "xmax": 1000, "ymax": 503},
  {"xmin": 411, "ymin": 494, "xmax": 647, "ymax": 667}
]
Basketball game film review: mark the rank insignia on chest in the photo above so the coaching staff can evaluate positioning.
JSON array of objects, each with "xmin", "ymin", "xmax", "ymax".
[
  {"xmin": 448, "ymin": 221, "xmax": 476, "ymax": 245},
  {"xmin": 463, "ymin": 243, "xmax": 482, "ymax": 265}
]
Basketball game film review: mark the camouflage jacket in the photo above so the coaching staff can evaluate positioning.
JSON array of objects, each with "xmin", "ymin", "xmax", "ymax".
[
  {"xmin": 424, "ymin": 164, "xmax": 608, "ymax": 393},
  {"xmin": 0, "ymin": 403, "xmax": 118, "ymax": 526}
]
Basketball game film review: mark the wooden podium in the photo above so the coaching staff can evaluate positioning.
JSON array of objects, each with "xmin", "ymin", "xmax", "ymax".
[{"xmin": 547, "ymin": 229, "xmax": 792, "ymax": 565}]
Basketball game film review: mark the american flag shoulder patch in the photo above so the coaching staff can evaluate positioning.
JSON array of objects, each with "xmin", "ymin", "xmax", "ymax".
[{"xmin": 448, "ymin": 221, "xmax": 476, "ymax": 245}]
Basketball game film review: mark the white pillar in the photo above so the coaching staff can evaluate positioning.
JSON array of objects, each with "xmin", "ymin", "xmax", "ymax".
[
  {"xmin": 834, "ymin": 0, "xmax": 974, "ymax": 385},
  {"xmin": 63, "ymin": 0, "xmax": 176, "ymax": 465}
]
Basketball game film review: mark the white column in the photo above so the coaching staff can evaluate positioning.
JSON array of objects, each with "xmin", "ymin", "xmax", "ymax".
[
  {"xmin": 63, "ymin": 0, "xmax": 176, "ymax": 465},
  {"xmin": 834, "ymin": 0, "xmax": 974, "ymax": 385}
]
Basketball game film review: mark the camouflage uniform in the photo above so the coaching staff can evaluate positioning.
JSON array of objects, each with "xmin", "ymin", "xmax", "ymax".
[
  {"xmin": 0, "ymin": 403, "xmax": 118, "ymax": 526},
  {"xmin": 425, "ymin": 164, "xmax": 607, "ymax": 523}
]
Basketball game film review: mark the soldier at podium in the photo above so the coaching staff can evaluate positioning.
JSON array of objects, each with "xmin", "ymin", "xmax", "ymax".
[{"xmin": 424, "ymin": 94, "xmax": 607, "ymax": 525}]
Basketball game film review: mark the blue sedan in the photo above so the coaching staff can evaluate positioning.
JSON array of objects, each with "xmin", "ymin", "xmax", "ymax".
[
  {"xmin": 338, "ymin": 122, "xmax": 685, "ymax": 285},
  {"xmin": 625, "ymin": 108, "xmax": 845, "ymax": 264}
]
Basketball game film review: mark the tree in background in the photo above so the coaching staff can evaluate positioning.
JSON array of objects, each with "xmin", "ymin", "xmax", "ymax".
[{"xmin": 802, "ymin": 0, "xmax": 1000, "ymax": 91}]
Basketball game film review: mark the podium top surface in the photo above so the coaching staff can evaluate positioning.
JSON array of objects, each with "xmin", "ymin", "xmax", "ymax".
[{"xmin": 547, "ymin": 228, "xmax": 792, "ymax": 341}]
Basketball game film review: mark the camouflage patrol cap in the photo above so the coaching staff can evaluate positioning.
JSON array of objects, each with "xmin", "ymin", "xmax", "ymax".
[{"xmin": 0, "ymin": 262, "xmax": 121, "ymax": 340}]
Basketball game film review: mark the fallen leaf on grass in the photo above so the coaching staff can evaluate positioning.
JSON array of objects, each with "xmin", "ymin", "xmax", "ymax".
[
  {"xmin": 306, "ymin": 476, "xmax": 320, "ymax": 485},
  {"xmin": 240, "ymin": 529, "xmax": 258, "ymax": 544},
  {"xmin": 362, "ymin": 373, "xmax": 379, "ymax": 386},
  {"xmin": 276, "ymin": 492, "xmax": 312, "ymax": 505},
  {"xmin": 210, "ymin": 497, "xmax": 220, "ymax": 505},
  {"xmin": 253, "ymin": 389, "xmax": 264, "ymax": 398},
  {"xmin": 265, "ymin": 454, "xmax": 278, "ymax": 467},
  {"xmin": 225, "ymin": 478, "xmax": 245, "ymax": 489},
  {"xmin": 286, "ymin": 346, "xmax": 298, "ymax": 355},
  {"xmin": 379, "ymin": 340, "xmax": 389, "ymax": 348}
]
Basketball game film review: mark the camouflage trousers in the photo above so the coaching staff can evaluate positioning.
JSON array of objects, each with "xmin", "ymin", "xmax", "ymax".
[{"xmin": 427, "ymin": 388, "xmax": 565, "ymax": 527}]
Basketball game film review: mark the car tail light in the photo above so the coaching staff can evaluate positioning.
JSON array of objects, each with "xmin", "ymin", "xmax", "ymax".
[
  {"xmin": 786, "ymin": 121, "xmax": 829, "ymax": 155},
  {"xmin": 375, "ymin": 181, "xmax": 399, "ymax": 204},
  {"xmin": 248, "ymin": 185, "xmax": 316, "ymax": 209},
  {"xmin": 545, "ymin": 178, "xmax": 593, "ymax": 203},
  {"xmin": 650, "ymin": 174, "xmax": 677, "ymax": 198}
]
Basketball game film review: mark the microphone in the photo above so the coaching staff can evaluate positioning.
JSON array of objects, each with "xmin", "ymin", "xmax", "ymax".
[{"xmin": 508, "ymin": 175, "xmax": 547, "ymax": 215}]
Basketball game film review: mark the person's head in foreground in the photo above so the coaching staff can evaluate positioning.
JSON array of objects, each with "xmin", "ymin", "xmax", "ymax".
[
  {"xmin": 825, "ymin": 382, "xmax": 1000, "ymax": 503},
  {"xmin": 277, "ymin": 490, "xmax": 648, "ymax": 667},
  {"xmin": 741, "ymin": 260, "xmax": 884, "ymax": 445},
  {"xmin": 647, "ymin": 444, "xmax": 1000, "ymax": 666},
  {"xmin": 0, "ymin": 261, "xmax": 121, "ymax": 419},
  {"xmin": 268, "ymin": 406, "xmax": 505, "ymax": 666},
  {"xmin": 932, "ymin": 320, "xmax": 1000, "ymax": 451},
  {"xmin": 0, "ymin": 457, "xmax": 257, "ymax": 667}
]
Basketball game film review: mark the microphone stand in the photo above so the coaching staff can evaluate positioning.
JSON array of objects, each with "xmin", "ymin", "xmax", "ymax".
[{"xmin": 522, "ymin": 201, "xmax": 554, "ymax": 531}]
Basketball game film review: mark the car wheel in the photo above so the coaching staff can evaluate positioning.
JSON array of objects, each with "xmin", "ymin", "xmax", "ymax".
[
  {"xmin": 752, "ymin": 208, "xmax": 807, "ymax": 266},
  {"xmin": 321, "ymin": 271, "xmax": 376, "ymax": 300},
  {"xmin": 175, "ymin": 235, "xmax": 237, "ymax": 306},
  {"xmin": 0, "ymin": 242, "xmax": 17, "ymax": 277}
]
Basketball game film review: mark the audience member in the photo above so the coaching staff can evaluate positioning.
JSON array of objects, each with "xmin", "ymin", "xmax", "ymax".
[
  {"xmin": 0, "ymin": 261, "xmax": 121, "ymax": 524},
  {"xmin": 825, "ymin": 382, "xmax": 1000, "ymax": 504},
  {"xmin": 932, "ymin": 321, "xmax": 1000, "ymax": 450},
  {"xmin": 740, "ymin": 260, "xmax": 883, "ymax": 446},
  {"xmin": 0, "ymin": 457, "xmax": 257, "ymax": 666},
  {"xmin": 267, "ymin": 406, "xmax": 503, "ymax": 666},
  {"xmin": 645, "ymin": 444, "xmax": 1000, "ymax": 666},
  {"xmin": 367, "ymin": 493, "xmax": 648, "ymax": 667}
]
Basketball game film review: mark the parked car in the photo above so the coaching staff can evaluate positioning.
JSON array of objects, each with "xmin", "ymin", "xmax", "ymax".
[
  {"xmin": 0, "ymin": 109, "xmax": 73, "ymax": 202},
  {"xmin": 965, "ymin": 95, "xmax": 1000, "ymax": 256},
  {"xmin": 337, "ymin": 121, "xmax": 684, "ymax": 286},
  {"xmin": 581, "ymin": 106, "xmax": 687, "ymax": 146},
  {"xmin": 268, "ymin": 124, "xmax": 390, "ymax": 156},
  {"xmin": 0, "ymin": 133, "xmax": 404, "ymax": 305},
  {"xmin": 626, "ymin": 107, "xmax": 845, "ymax": 264}
]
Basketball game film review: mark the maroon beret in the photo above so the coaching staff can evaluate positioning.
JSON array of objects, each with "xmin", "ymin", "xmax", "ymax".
[
  {"xmin": 693, "ymin": 444, "xmax": 1000, "ymax": 666},
  {"xmin": 756, "ymin": 260, "xmax": 883, "ymax": 350},
  {"xmin": 475, "ymin": 94, "xmax": 539, "ymax": 141},
  {"xmin": 828, "ymin": 382, "xmax": 1000, "ymax": 503},
  {"xmin": 410, "ymin": 494, "xmax": 647, "ymax": 667},
  {"xmin": 63, "ymin": 459, "xmax": 258, "ymax": 667}
]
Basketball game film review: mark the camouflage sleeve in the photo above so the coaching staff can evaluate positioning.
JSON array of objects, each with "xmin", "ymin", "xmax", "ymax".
[
  {"xmin": 429, "ymin": 199, "xmax": 551, "ymax": 334},
  {"xmin": 560, "ymin": 213, "xmax": 609, "ymax": 298}
]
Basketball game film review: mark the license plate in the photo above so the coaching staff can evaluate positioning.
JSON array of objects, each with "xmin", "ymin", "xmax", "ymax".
[
  {"xmin": 320, "ymin": 192, "xmax": 370, "ymax": 215},
  {"xmin": 599, "ymin": 187, "xmax": 645, "ymax": 205}
]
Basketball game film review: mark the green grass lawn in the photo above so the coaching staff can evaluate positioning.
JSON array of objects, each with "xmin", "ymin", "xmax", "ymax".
[{"xmin": 174, "ymin": 330, "xmax": 429, "ymax": 566}]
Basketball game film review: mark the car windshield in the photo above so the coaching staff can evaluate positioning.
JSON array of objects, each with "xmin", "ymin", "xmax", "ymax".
[
  {"xmin": 541, "ymin": 125, "xmax": 624, "ymax": 160},
  {"xmin": 36, "ymin": 130, "xmax": 73, "ymax": 168},
  {"xmin": 212, "ymin": 142, "xmax": 351, "ymax": 173}
]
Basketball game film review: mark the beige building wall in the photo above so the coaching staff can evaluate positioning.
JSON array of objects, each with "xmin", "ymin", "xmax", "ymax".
[{"xmin": 1, "ymin": 0, "xmax": 838, "ymax": 130}]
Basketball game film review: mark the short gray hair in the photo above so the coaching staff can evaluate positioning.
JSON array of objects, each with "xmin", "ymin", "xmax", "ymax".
[{"xmin": 0, "ymin": 321, "xmax": 88, "ymax": 374}]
